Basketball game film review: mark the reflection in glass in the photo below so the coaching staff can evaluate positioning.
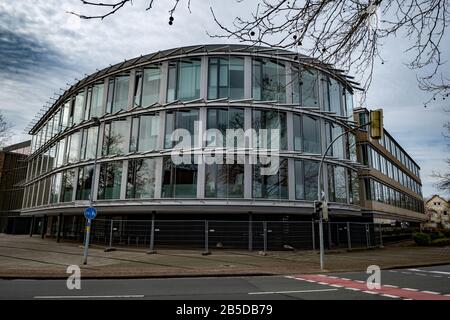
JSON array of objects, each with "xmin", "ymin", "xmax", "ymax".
[
  {"xmin": 68, "ymin": 132, "xmax": 81, "ymax": 163},
  {"xmin": 292, "ymin": 68, "xmax": 319, "ymax": 107},
  {"xmin": 61, "ymin": 169, "xmax": 76, "ymax": 202},
  {"xmin": 103, "ymin": 120, "xmax": 129, "ymax": 156},
  {"xmin": 303, "ymin": 115, "xmax": 321, "ymax": 154},
  {"xmin": 252, "ymin": 110, "xmax": 287, "ymax": 150},
  {"xmin": 253, "ymin": 158, "xmax": 288, "ymax": 199},
  {"xmin": 126, "ymin": 158, "xmax": 157, "ymax": 199},
  {"xmin": 164, "ymin": 109, "xmax": 199, "ymax": 149},
  {"xmin": 205, "ymin": 163, "xmax": 244, "ymax": 198},
  {"xmin": 50, "ymin": 172, "xmax": 62, "ymax": 204},
  {"xmin": 73, "ymin": 91, "xmax": 85, "ymax": 124},
  {"xmin": 87, "ymin": 83, "xmax": 104, "ymax": 119},
  {"xmin": 167, "ymin": 58, "xmax": 201, "ymax": 102},
  {"xmin": 98, "ymin": 161, "xmax": 122, "ymax": 200},
  {"xmin": 76, "ymin": 165, "xmax": 94, "ymax": 200},
  {"xmin": 207, "ymin": 108, "xmax": 244, "ymax": 147},
  {"xmin": 162, "ymin": 157, "xmax": 197, "ymax": 198},
  {"xmin": 107, "ymin": 75, "xmax": 129, "ymax": 113},
  {"xmin": 208, "ymin": 57, "xmax": 244, "ymax": 100},
  {"xmin": 253, "ymin": 58, "xmax": 286, "ymax": 102},
  {"xmin": 130, "ymin": 114, "xmax": 160, "ymax": 152}
]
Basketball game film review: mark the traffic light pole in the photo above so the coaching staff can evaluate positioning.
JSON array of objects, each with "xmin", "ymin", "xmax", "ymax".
[{"xmin": 316, "ymin": 121, "xmax": 371, "ymax": 271}]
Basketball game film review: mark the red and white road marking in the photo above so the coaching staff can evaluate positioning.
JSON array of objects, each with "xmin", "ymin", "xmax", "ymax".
[{"xmin": 289, "ymin": 274, "xmax": 450, "ymax": 300}]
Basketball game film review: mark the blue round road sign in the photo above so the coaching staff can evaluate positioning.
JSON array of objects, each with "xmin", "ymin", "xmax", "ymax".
[{"xmin": 84, "ymin": 207, "xmax": 97, "ymax": 220}]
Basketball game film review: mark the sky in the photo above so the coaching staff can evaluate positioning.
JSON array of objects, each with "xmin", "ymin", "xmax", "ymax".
[{"xmin": 0, "ymin": 0, "xmax": 448, "ymax": 198}]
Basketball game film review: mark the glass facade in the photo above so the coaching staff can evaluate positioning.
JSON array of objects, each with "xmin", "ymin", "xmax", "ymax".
[
  {"xmin": 167, "ymin": 58, "xmax": 201, "ymax": 101},
  {"xmin": 164, "ymin": 109, "xmax": 199, "ymax": 149},
  {"xmin": 208, "ymin": 57, "xmax": 244, "ymax": 100},
  {"xmin": 162, "ymin": 156, "xmax": 197, "ymax": 198},
  {"xmin": 253, "ymin": 58, "xmax": 286, "ymax": 102},
  {"xmin": 98, "ymin": 161, "xmax": 123, "ymax": 200},
  {"xmin": 103, "ymin": 119, "xmax": 129, "ymax": 156},
  {"xmin": 205, "ymin": 163, "xmax": 244, "ymax": 198},
  {"xmin": 126, "ymin": 158, "xmax": 157, "ymax": 199},
  {"xmin": 107, "ymin": 74, "xmax": 130, "ymax": 113},
  {"xmin": 26, "ymin": 47, "xmax": 423, "ymax": 221}
]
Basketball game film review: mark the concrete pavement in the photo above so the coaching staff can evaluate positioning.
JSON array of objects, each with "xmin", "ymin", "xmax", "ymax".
[{"xmin": 0, "ymin": 234, "xmax": 450, "ymax": 278}]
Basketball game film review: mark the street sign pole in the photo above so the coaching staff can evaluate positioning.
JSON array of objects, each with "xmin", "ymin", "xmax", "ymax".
[{"xmin": 83, "ymin": 218, "xmax": 92, "ymax": 265}]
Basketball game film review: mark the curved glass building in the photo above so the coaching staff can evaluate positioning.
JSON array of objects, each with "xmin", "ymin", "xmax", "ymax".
[{"xmin": 22, "ymin": 44, "xmax": 388, "ymax": 240}]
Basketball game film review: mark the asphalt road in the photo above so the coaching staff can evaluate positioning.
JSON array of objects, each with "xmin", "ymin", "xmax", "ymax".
[{"xmin": 1, "ymin": 265, "xmax": 449, "ymax": 300}]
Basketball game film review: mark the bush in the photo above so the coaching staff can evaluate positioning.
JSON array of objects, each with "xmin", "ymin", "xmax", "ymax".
[
  {"xmin": 442, "ymin": 230, "xmax": 450, "ymax": 238},
  {"xmin": 413, "ymin": 232, "xmax": 431, "ymax": 246},
  {"xmin": 430, "ymin": 231, "xmax": 445, "ymax": 240},
  {"xmin": 431, "ymin": 238, "xmax": 450, "ymax": 247}
]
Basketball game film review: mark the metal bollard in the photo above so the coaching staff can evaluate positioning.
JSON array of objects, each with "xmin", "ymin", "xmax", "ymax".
[
  {"xmin": 202, "ymin": 220, "xmax": 211, "ymax": 255},
  {"xmin": 347, "ymin": 222, "xmax": 352, "ymax": 250}
]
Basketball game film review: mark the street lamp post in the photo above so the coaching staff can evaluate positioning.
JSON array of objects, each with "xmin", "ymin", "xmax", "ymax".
[
  {"xmin": 82, "ymin": 116, "xmax": 101, "ymax": 265},
  {"xmin": 316, "ymin": 121, "xmax": 371, "ymax": 271}
]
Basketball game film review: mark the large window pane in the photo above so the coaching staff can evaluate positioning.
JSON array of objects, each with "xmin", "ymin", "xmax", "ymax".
[
  {"xmin": 107, "ymin": 75, "xmax": 129, "ymax": 113},
  {"xmin": 293, "ymin": 68, "xmax": 319, "ymax": 107},
  {"xmin": 253, "ymin": 58, "xmax": 286, "ymax": 102},
  {"xmin": 81, "ymin": 126, "xmax": 98, "ymax": 160},
  {"xmin": 208, "ymin": 57, "xmax": 244, "ymax": 100},
  {"xmin": 253, "ymin": 158, "xmax": 288, "ymax": 199},
  {"xmin": 205, "ymin": 163, "xmax": 244, "ymax": 198},
  {"xmin": 50, "ymin": 172, "xmax": 62, "ymax": 204},
  {"xmin": 73, "ymin": 91, "xmax": 85, "ymax": 124},
  {"xmin": 98, "ymin": 161, "xmax": 122, "ymax": 200},
  {"xmin": 162, "ymin": 157, "xmax": 197, "ymax": 198},
  {"xmin": 76, "ymin": 165, "xmax": 94, "ymax": 200},
  {"xmin": 304, "ymin": 160, "xmax": 319, "ymax": 200},
  {"xmin": 126, "ymin": 158, "xmax": 157, "ymax": 199},
  {"xmin": 61, "ymin": 169, "xmax": 76, "ymax": 202},
  {"xmin": 252, "ymin": 110, "xmax": 287, "ymax": 150},
  {"xmin": 167, "ymin": 58, "xmax": 201, "ymax": 102},
  {"xmin": 87, "ymin": 83, "xmax": 104, "ymax": 119},
  {"xmin": 68, "ymin": 132, "xmax": 81, "ymax": 163},
  {"xmin": 207, "ymin": 108, "xmax": 244, "ymax": 148},
  {"xmin": 137, "ymin": 114, "xmax": 160, "ymax": 151},
  {"xmin": 103, "ymin": 120, "xmax": 129, "ymax": 156},
  {"xmin": 334, "ymin": 166, "xmax": 347, "ymax": 203},
  {"xmin": 164, "ymin": 109, "xmax": 199, "ymax": 149},
  {"xmin": 293, "ymin": 114, "xmax": 302, "ymax": 151},
  {"xmin": 329, "ymin": 78, "xmax": 342, "ymax": 116},
  {"xmin": 303, "ymin": 115, "xmax": 320, "ymax": 153}
]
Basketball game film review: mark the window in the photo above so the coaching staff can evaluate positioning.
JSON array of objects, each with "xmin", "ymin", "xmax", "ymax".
[
  {"xmin": 126, "ymin": 158, "xmax": 157, "ymax": 199},
  {"xmin": 134, "ymin": 65, "xmax": 162, "ymax": 107},
  {"xmin": 67, "ymin": 131, "xmax": 81, "ymax": 163},
  {"xmin": 167, "ymin": 58, "xmax": 201, "ymax": 102},
  {"xmin": 86, "ymin": 82, "xmax": 104, "ymax": 119},
  {"xmin": 253, "ymin": 158, "xmax": 288, "ymax": 199},
  {"xmin": 162, "ymin": 156, "xmax": 197, "ymax": 198},
  {"xmin": 205, "ymin": 163, "xmax": 244, "ymax": 198},
  {"xmin": 164, "ymin": 109, "xmax": 199, "ymax": 149},
  {"xmin": 292, "ymin": 67, "xmax": 319, "ymax": 107},
  {"xmin": 73, "ymin": 91, "xmax": 85, "ymax": 124},
  {"xmin": 206, "ymin": 108, "xmax": 244, "ymax": 147},
  {"xmin": 107, "ymin": 74, "xmax": 130, "ymax": 113},
  {"xmin": 252, "ymin": 58, "xmax": 286, "ymax": 102},
  {"xmin": 76, "ymin": 165, "xmax": 94, "ymax": 200},
  {"xmin": 252, "ymin": 109, "xmax": 287, "ymax": 150},
  {"xmin": 103, "ymin": 119, "xmax": 129, "ymax": 156},
  {"xmin": 81, "ymin": 126, "xmax": 99, "ymax": 160},
  {"xmin": 328, "ymin": 77, "xmax": 342, "ymax": 115},
  {"xmin": 129, "ymin": 113, "xmax": 160, "ymax": 152},
  {"xmin": 208, "ymin": 57, "xmax": 244, "ymax": 100},
  {"xmin": 61, "ymin": 100, "xmax": 71, "ymax": 129},
  {"xmin": 294, "ymin": 114, "xmax": 321, "ymax": 153},
  {"xmin": 56, "ymin": 137, "xmax": 66, "ymax": 167},
  {"xmin": 349, "ymin": 170, "xmax": 359, "ymax": 205},
  {"xmin": 61, "ymin": 169, "xmax": 76, "ymax": 202},
  {"xmin": 334, "ymin": 166, "xmax": 347, "ymax": 203},
  {"xmin": 50, "ymin": 172, "xmax": 62, "ymax": 204},
  {"xmin": 98, "ymin": 161, "xmax": 123, "ymax": 200}
]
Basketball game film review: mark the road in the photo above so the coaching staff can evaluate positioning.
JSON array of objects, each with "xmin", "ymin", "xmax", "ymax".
[{"xmin": 1, "ymin": 265, "xmax": 449, "ymax": 300}]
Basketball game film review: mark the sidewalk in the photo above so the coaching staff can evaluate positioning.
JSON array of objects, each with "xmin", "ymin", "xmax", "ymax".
[{"xmin": 0, "ymin": 234, "xmax": 449, "ymax": 279}]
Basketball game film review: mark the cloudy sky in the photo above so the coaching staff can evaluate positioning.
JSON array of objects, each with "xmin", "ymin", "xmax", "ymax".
[{"xmin": 0, "ymin": 0, "xmax": 448, "ymax": 198}]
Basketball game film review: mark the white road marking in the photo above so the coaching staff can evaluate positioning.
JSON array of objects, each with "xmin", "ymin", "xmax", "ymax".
[
  {"xmin": 414, "ymin": 273, "xmax": 427, "ymax": 276},
  {"xmin": 382, "ymin": 294, "xmax": 400, "ymax": 299},
  {"xmin": 433, "ymin": 275, "xmax": 443, "ymax": 278},
  {"xmin": 403, "ymin": 288, "xmax": 419, "ymax": 292},
  {"xmin": 389, "ymin": 270, "xmax": 397, "ymax": 273},
  {"xmin": 34, "ymin": 295, "xmax": 145, "ymax": 299},
  {"xmin": 248, "ymin": 289, "xmax": 338, "ymax": 295},
  {"xmin": 318, "ymin": 282, "xmax": 328, "ymax": 285},
  {"xmin": 384, "ymin": 285, "xmax": 398, "ymax": 288},
  {"xmin": 421, "ymin": 291, "xmax": 440, "ymax": 295},
  {"xmin": 345, "ymin": 287, "xmax": 361, "ymax": 291},
  {"xmin": 340, "ymin": 278, "xmax": 350, "ymax": 281},
  {"xmin": 329, "ymin": 284, "xmax": 343, "ymax": 288},
  {"xmin": 355, "ymin": 280, "xmax": 365, "ymax": 283},
  {"xmin": 408, "ymin": 269, "xmax": 450, "ymax": 276},
  {"xmin": 362, "ymin": 290, "xmax": 378, "ymax": 295}
]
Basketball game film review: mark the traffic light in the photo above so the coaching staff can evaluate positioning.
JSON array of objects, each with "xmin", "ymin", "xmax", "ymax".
[
  {"xmin": 370, "ymin": 109, "xmax": 383, "ymax": 140},
  {"xmin": 322, "ymin": 201, "xmax": 329, "ymax": 221},
  {"xmin": 313, "ymin": 201, "xmax": 322, "ymax": 220}
]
